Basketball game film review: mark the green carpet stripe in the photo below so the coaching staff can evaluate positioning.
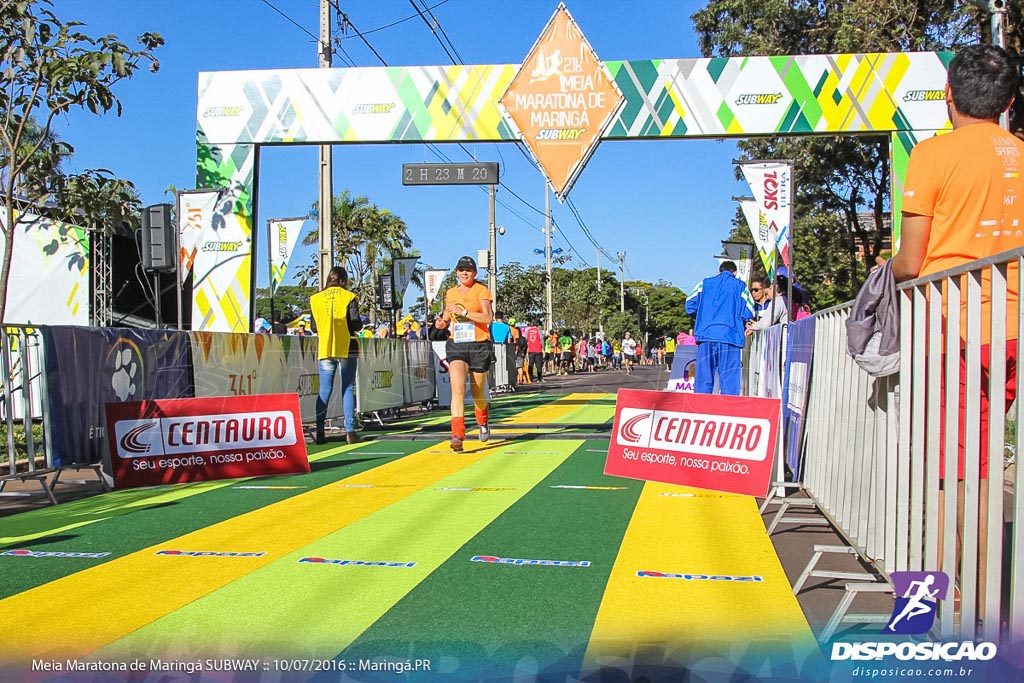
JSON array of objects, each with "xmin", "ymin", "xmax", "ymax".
[
  {"xmin": 99, "ymin": 439, "xmax": 583, "ymax": 659},
  {"xmin": 344, "ymin": 439, "xmax": 641, "ymax": 678},
  {"xmin": 0, "ymin": 442, "xmax": 356, "ymax": 547},
  {"xmin": 390, "ymin": 394, "xmax": 562, "ymax": 429},
  {"xmin": 550, "ymin": 398, "xmax": 617, "ymax": 424},
  {"xmin": 0, "ymin": 442, "xmax": 421, "ymax": 599}
]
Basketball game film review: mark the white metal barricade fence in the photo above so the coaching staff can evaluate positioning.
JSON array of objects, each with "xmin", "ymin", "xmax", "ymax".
[
  {"xmin": 0, "ymin": 325, "xmax": 57, "ymax": 503},
  {"xmin": 767, "ymin": 247, "xmax": 1024, "ymax": 648}
]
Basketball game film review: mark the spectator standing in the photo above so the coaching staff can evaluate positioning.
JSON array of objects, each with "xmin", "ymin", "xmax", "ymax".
[
  {"xmin": 490, "ymin": 312, "xmax": 512, "ymax": 344},
  {"xmin": 309, "ymin": 266, "xmax": 363, "ymax": 445},
  {"xmin": 889, "ymin": 44, "xmax": 1024, "ymax": 624},
  {"xmin": 664, "ymin": 334, "xmax": 677, "ymax": 372},
  {"xmin": 747, "ymin": 277, "xmax": 789, "ymax": 334},
  {"xmin": 525, "ymin": 321, "xmax": 544, "ymax": 382},
  {"xmin": 685, "ymin": 260, "xmax": 755, "ymax": 395}
]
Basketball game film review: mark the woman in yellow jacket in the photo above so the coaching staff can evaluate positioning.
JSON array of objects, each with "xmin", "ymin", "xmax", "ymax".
[{"xmin": 310, "ymin": 266, "xmax": 363, "ymax": 445}]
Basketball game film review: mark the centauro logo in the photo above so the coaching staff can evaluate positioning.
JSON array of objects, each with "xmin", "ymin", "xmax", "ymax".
[
  {"xmin": 903, "ymin": 90, "xmax": 945, "ymax": 102},
  {"xmin": 202, "ymin": 106, "xmax": 245, "ymax": 117},
  {"xmin": 735, "ymin": 93, "xmax": 783, "ymax": 105},
  {"xmin": 112, "ymin": 411, "xmax": 297, "ymax": 459},
  {"xmin": 371, "ymin": 370, "xmax": 394, "ymax": 390},
  {"xmin": 352, "ymin": 103, "xmax": 396, "ymax": 114},
  {"xmin": 119, "ymin": 421, "xmax": 158, "ymax": 454},
  {"xmin": 202, "ymin": 241, "xmax": 243, "ymax": 252},
  {"xmin": 616, "ymin": 407, "xmax": 772, "ymax": 461},
  {"xmin": 536, "ymin": 128, "xmax": 586, "ymax": 141}
]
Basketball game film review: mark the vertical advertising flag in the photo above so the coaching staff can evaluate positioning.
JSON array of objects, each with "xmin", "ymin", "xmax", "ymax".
[
  {"xmin": 424, "ymin": 269, "xmax": 448, "ymax": 308},
  {"xmin": 190, "ymin": 182, "xmax": 250, "ymax": 332},
  {"xmin": 267, "ymin": 218, "xmax": 305, "ymax": 296},
  {"xmin": 740, "ymin": 162, "xmax": 793, "ymax": 270},
  {"xmin": 392, "ymin": 257, "xmax": 419, "ymax": 304},
  {"xmin": 177, "ymin": 189, "xmax": 222, "ymax": 284},
  {"xmin": 718, "ymin": 242, "xmax": 754, "ymax": 285},
  {"xmin": 739, "ymin": 198, "xmax": 775, "ymax": 276}
]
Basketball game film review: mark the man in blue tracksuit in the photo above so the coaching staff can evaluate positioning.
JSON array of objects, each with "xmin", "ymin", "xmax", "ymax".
[{"xmin": 684, "ymin": 261, "xmax": 755, "ymax": 395}]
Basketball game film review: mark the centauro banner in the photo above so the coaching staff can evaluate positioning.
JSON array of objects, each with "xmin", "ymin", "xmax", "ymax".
[
  {"xmin": 105, "ymin": 393, "xmax": 309, "ymax": 489},
  {"xmin": 605, "ymin": 388, "xmax": 780, "ymax": 497},
  {"xmin": 268, "ymin": 218, "xmax": 304, "ymax": 296},
  {"xmin": 740, "ymin": 162, "xmax": 793, "ymax": 272}
]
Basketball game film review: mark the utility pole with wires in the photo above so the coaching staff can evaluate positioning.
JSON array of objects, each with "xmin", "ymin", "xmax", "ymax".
[
  {"xmin": 317, "ymin": 0, "xmax": 334, "ymax": 288},
  {"xmin": 618, "ymin": 251, "xmax": 625, "ymax": 313}
]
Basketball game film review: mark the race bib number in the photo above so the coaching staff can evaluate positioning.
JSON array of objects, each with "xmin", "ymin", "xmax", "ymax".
[{"xmin": 453, "ymin": 322, "xmax": 475, "ymax": 343}]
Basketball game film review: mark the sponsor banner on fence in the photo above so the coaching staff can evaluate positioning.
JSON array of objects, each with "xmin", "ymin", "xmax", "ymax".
[
  {"xmin": 665, "ymin": 346, "xmax": 698, "ymax": 392},
  {"xmin": 191, "ymin": 331, "xmax": 341, "ymax": 424},
  {"xmin": 41, "ymin": 327, "xmax": 194, "ymax": 468},
  {"xmin": 357, "ymin": 339, "xmax": 405, "ymax": 413},
  {"xmin": 402, "ymin": 340, "xmax": 435, "ymax": 404},
  {"xmin": 605, "ymin": 389, "xmax": 780, "ymax": 497},
  {"xmin": 190, "ymin": 181, "xmax": 252, "ymax": 332},
  {"xmin": 783, "ymin": 316, "xmax": 815, "ymax": 478},
  {"xmin": 105, "ymin": 393, "xmax": 309, "ymax": 488}
]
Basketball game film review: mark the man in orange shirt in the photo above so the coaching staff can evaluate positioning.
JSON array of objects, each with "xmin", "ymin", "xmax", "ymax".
[
  {"xmin": 439, "ymin": 256, "xmax": 495, "ymax": 451},
  {"xmin": 891, "ymin": 43, "xmax": 1023, "ymax": 624}
]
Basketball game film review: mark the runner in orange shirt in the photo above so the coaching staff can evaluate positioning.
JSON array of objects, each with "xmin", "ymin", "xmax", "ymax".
[{"xmin": 438, "ymin": 256, "xmax": 495, "ymax": 451}]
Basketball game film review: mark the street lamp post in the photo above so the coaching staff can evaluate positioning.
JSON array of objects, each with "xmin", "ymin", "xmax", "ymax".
[
  {"xmin": 534, "ymin": 245, "xmax": 562, "ymax": 330},
  {"xmin": 544, "ymin": 180, "xmax": 553, "ymax": 331}
]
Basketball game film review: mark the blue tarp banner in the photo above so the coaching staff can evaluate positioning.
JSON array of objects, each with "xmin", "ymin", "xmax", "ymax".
[
  {"xmin": 41, "ymin": 327, "xmax": 194, "ymax": 467},
  {"xmin": 782, "ymin": 317, "xmax": 816, "ymax": 478}
]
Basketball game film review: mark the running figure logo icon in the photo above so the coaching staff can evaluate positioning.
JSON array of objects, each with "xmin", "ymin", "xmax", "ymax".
[{"xmin": 886, "ymin": 571, "xmax": 950, "ymax": 634}]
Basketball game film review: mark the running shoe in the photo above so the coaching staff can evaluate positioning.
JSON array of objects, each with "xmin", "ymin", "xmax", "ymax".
[
  {"xmin": 478, "ymin": 424, "xmax": 490, "ymax": 442},
  {"xmin": 450, "ymin": 436, "xmax": 464, "ymax": 452}
]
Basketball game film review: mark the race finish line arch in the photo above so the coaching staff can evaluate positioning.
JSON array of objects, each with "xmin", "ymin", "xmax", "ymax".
[{"xmin": 194, "ymin": 2, "xmax": 950, "ymax": 333}]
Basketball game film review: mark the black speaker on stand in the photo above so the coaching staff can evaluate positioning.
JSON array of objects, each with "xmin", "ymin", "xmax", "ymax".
[{"xmin": 140, "ymin": 204, "xmax": 176, "ymax": 326}]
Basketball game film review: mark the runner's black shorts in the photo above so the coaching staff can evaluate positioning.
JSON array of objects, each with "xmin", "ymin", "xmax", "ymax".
[{"xmin": 446, "ymin": 340, "xmax": 495, "ymax": 373}]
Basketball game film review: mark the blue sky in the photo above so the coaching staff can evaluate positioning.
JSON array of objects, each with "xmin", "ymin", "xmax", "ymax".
[{"xmin": 55, "ymin": 0, "xmax": 748, "ymax": 304}]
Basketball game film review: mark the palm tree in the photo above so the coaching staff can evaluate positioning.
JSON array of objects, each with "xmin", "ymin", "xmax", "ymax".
[{"xmin": 299, "ymin": 189, "xmax": 372, "ymax": 287}]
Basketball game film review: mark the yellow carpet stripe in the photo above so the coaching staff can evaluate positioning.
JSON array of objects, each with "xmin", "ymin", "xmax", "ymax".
[
  {"xmin": 0, "ymin": 442, "xmax": 487, "ymax": 663},
  {"xmin": 503, "ymin": 392, "xmax": 606, "ymax": 425},
  {"xmin": 0, "ymin": 443, "xmax": 356, "ymax": 547},
  {"xmin": 583, "ymin": 482, "xmax": 816, "ymax": 670},
  {"xmin": 99, "ymin": 439, "xmax": 582, "ymax": 660}
]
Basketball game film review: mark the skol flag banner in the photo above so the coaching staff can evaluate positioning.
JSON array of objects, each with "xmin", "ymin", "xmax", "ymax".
[
  {"xmin": 177, "ymin": 189, "xmax": 221, "ymax": 284},
  {"xmin": 393, "ymin": 258, "xmax": 419, "ymax": 302},
  {"xmin": 740, "ymin": 162, "xmax": 793, "ymax": 271},
  {"xmin": 605, "ymin": 389, "xmax": 780, "ymax": 497},
  {"xmin": 739, "ymin": 198, "xmax": 775, "ymax": 277},
  {"xmin": 424, "ymin": 269, "xmax": 448, "ymax": 305},
  {"xmin": 268, "ymin": 218, "xmax": 304, "ymax": 296}
]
